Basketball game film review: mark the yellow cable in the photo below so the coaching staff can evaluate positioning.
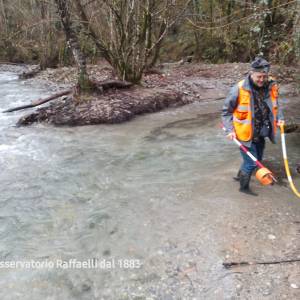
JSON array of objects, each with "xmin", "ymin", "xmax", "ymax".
[{"xmin": 280, "ymin": 124, "xmax": 300, "ymax": 198}]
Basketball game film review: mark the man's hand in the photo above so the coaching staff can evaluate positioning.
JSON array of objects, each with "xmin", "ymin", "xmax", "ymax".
[
  {"xmin": 226, "ymin": 132, "xmax": 236, "ymax": 140},
  {"xmin": 277, "ymin": 120, "xmax": 285, "ymax": 127}
]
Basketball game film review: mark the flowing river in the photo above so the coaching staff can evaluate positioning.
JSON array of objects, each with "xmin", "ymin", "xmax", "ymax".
[{"xmin": 0, "ymin": 71, "xmax": 299, "ymax": 299}]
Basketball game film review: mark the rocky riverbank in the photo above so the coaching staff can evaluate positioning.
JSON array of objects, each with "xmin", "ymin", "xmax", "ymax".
[
  {"xmin": 17, "ymin": 88, "xmax": 185, "ymax": 126},
  {"xmin": 1, "ymin": 61, "xmax": 299, "ymax": 126}
]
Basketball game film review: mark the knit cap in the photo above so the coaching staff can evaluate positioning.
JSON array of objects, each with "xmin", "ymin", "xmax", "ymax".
[{"xmin": 251, "ymin": 57, "xmax": 270, "ymax": 73}]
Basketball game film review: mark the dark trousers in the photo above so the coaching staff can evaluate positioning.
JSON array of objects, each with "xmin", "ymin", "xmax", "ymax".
[{"xmin": 240, "ymin": 138, "xmax": 265, "ymax": 175}]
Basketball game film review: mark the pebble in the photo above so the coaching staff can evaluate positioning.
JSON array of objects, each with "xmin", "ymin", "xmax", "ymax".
[
  {"xmin": 288, "ymin": 273, "xmax": 300, "ymax": 288},
  {"xmin": 268, "ymin": 234, "xmax": 276, "ymax": 240},
  {"xmin": 262, "ymin": 289, "xmax": 271, "ymax": 296},
  {"xmin": 236, "ymin": 284, "xmax": 243, "ymax": 292}
]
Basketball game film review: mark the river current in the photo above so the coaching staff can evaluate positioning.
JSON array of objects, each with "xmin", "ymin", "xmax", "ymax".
[{"xmin": 0, "ymin": 71, "xmax": 299, "ymax": 299}]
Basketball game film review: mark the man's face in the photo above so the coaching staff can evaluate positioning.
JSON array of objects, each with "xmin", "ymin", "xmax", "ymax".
[{"xmin": 250, "ymin": 71, "xmax": 268, "ymax": 87}]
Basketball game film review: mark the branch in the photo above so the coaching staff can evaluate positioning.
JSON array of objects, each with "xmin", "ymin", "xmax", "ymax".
[
  {"xmin": 146, "ymin": 0, "xmax": 192, "ymax": 56},
  {"xmin": 3, "ymin": 90, "xmax": 72, "ymax": 113},
  {"xmin": 187, "ymin": 0, "xmax": 297, "ymax": 30},
  {"xmin": 223, "ymin": 258, "xmax": 300, "ymax": 269},
  {"xmin": 73, "ymin": 0, "xmax": 112, "ymax": 63}
]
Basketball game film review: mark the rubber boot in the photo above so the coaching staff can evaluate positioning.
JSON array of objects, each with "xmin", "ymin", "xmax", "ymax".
[
  {"xmin": 233, "ymin": 170, "xmax": 241, "ymax": 181},
  {"xmin": 239, "ymin": 171, "xmax": 258, "ymax": 196}
]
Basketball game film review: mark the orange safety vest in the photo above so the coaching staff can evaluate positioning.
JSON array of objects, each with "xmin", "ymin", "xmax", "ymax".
[{"xmin": 233, "ymin": 80, "xmax": 278, "ymax": 142}]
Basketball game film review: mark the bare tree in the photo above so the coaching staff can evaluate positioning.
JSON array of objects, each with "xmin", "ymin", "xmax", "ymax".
[{"xmin": 74, "ymin": 0, "xmax": 190, "ymax": 83}]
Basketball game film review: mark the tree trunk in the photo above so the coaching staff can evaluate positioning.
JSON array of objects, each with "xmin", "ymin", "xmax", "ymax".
[
  {"xmin": 73, "ymin": 0, "xmax": 113, "ymax": 64},
  {"xmin": 54, "ymin": 0, "xmax": 93, "ymax": 92},
  {"xmin": 0, "ymin": 0, "xmax": 8, "ymax": 34},
  {"xmin": 294, "ymin": 0, "xmax": 300, "ymax": 61}
]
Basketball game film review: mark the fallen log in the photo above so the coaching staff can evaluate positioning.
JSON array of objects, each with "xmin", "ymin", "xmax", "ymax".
[
  {"xmin": 3, "ymin": 80, "xmax": 133, "ymax": 113},
  {"xmin": 91, "ymin": 79, "xmax": 133, "ymax": 91},
  {"xmin": 3, "ymin": 89, "xmax": 72, "ymax": 113}
]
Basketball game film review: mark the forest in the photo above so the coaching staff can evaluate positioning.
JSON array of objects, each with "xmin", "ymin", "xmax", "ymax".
[{"xmin": 0, "ymin": 0, "xmax": 299, "ymax": 86}]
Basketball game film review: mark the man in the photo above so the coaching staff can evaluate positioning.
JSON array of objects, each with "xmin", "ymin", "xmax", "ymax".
[{"xmin": 222, "ymin": 57, "xmax": 284, "ymax": 196}]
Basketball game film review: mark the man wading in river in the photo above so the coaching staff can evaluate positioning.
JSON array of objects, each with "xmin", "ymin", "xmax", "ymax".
[{"xmin": 222, "ymin": 57, "xmax": 284, "ymax": 196}]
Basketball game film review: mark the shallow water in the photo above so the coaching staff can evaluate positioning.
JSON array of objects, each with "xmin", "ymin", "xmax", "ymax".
[{"xmin": 0, "ymin": 71, "xmax": 299, "ymax": 299}]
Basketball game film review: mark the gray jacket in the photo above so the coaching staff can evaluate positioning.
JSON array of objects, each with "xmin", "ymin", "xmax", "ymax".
[{"xmin": 222, "ymin": 75, "xmax": 284, "ymax": 147}]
